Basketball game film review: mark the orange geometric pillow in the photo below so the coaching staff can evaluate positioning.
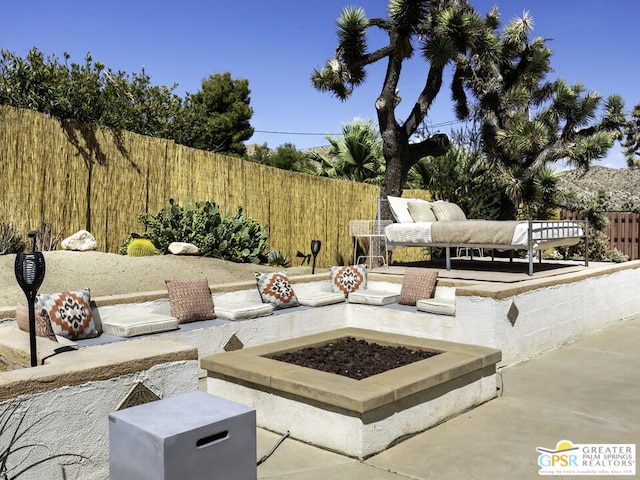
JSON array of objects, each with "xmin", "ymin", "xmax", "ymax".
[
  {"xmin": 36, "ymin": 288, "xmax": 98, "ymax": 340},
  {"xmin": 399, "ymin": 268, "xmax": 438, "ymax": 305},
  {"xmin": 330, "ymin": 265, "xmax": 367, "ymax": 296},
  {"xmin": 255, "ymin": 271, "xmax": 299, "ymax": 309},
  {"xmin": 15, "ymin": 303, "xmax": 58, "ymax": 342}
]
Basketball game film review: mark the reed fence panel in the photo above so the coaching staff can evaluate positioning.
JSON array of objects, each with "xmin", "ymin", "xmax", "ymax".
[{"xmin": 0, "ymin": 106, "xmax": 433, "ymax": 268}]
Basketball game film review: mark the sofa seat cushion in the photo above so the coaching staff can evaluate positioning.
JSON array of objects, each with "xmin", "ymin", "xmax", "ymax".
[
  {"xmin": 416, "ymin": 298, "xmax": 455, "ymax": 315},
  {"xmin": 215, "ymin": 303, "xmax": 274, "ymax": 321},
  {"xmin": 348, "ymin": 289, "xmax": 399, "ymax": 306},
  {"xmin": 296, "ymin": 290, "xmax": 346, "ymax": 307},
  {"xmin": 101, "ymin": 313, "xmax": 179, "ymax": 337}
]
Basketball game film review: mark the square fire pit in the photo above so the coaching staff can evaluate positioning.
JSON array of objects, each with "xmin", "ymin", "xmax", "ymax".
[{"xmin": 202, "ymin": 327, "xmax": 501, "ymax": 459}]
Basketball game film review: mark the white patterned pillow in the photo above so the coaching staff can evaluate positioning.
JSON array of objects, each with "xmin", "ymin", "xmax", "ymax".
[
  {"xmin": 36, "ymin": 288, "xmax": 99, "ymax": 340},
  {"xmin": 255, "ymin": 271, "xmax": 299, "ymax": 309},
  {"xmin": 330, "ymin": 265, "xmax": 367, "ymax": 296}
]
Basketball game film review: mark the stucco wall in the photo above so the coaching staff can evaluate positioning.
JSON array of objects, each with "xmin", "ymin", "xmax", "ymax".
[{"xmin": 0, "ymin": 339, "xmax": 198, "ymax": 480}]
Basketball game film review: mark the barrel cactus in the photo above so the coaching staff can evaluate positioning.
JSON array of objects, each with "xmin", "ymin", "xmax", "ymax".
[{"xmin": 126, "ymin": 238, "xmax": 157, "ymax": 257}]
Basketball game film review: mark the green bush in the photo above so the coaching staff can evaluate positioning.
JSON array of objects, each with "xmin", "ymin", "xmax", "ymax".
[
  {"xmin": 137, "ymin": 199, "xmax": 268, "ymax": 264},
  {"xmin": 610, "ymin": 248, "xmax": 629, "ymax": 263},
  {"xmin": 126, "ymin": 238, "xmax": 157, "ymax": 256}
]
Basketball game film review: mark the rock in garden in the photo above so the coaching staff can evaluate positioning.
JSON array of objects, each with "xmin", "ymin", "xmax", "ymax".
[
  {"xmin": 61, "ymin": 230, "xmax": 98, "ymax": 251},
  {"xmin": 168, "ymin": 242, "xmax": 200, "ymax": 255}
]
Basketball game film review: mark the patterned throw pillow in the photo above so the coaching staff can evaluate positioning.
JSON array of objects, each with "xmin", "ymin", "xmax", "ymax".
[
  {"xmin": 15, "ymin": 303, "xmax": 58, "ymax": 342},
  {"xmin": 165, "ymin": 278, "xmax": 216, "ymax": 323},
  {"xmin": 399, "ymin": 268, "xmax": 439, "ymax": 305},
  {"xmin": 255, "ymin": 271, "xmax": 299, "ymax": 309},
  {"xmin": 36, "ymin": 288, "xmax": 99, "ymax": 340},
  {"xmin": 330, "ymin": 265, "xmax": 367, "ymax": 296}
]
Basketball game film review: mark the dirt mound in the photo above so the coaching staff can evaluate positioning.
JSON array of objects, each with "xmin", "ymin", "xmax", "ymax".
[{"xmin": 0, "ymin": 251, "xmax": 312, "ymax": 309}]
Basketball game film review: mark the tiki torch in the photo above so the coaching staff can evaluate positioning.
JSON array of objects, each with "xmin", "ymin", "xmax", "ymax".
[{"xmin": 14, "ymin": 232, "xmax": 46, "ymax": 367}]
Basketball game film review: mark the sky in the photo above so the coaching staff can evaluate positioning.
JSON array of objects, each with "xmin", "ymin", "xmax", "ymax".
[{"xmin": 1, "ymin": 1, "xmax": 638, "ymax": 169}]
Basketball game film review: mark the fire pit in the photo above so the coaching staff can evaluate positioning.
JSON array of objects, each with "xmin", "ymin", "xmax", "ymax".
[{"xmin": 202, "ymin": 328, "xmax": 501, "ymax": 459}]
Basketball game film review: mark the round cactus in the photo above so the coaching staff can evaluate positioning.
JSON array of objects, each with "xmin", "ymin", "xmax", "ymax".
[{"xmin": 126, "ymin": 238, "xmax": 157, "ymax": 257}]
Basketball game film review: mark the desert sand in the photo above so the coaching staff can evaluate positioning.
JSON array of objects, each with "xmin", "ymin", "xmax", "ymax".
[{"xmin": 1, "ymin": 251, "xmax": 312, "ymax": 309}]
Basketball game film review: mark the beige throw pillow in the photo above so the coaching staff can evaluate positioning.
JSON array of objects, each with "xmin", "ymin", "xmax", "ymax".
[
  {"xmin": 431, "ymin": 201, "xmax": 467, "ymax": 221},
  {"xmin": 408, "ymin": 201, "xmax": 437, "ymax": 222}
]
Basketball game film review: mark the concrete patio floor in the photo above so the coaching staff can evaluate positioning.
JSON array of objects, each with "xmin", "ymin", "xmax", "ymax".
[{"xmin": 255, "ymin": 314, "xmax": 640, "ymax": 479}]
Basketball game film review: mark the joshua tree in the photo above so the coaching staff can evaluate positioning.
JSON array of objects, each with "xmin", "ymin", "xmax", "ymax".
[
  {"xmin": 313, "ymin": 2, "xmax": 626, "ymax": 220},
  {"xmin": 312, "ymin": 0, "xmax": 487, "ymax": 207},
  {"xmin": 621, "ymin": 103, "xmax": 640, "ymax": 168},
  {"xmin": 455, "ymin": 10, "xmax": 626, "ymax": 219}
]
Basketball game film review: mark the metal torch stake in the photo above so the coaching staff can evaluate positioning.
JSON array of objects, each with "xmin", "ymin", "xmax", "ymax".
[{"xmin": 14, "ymin": 232, "xmax": 46, "ymax": 367}]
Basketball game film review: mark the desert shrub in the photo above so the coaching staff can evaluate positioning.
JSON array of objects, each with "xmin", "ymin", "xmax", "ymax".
[
  {"xmin": 0, "ymin": 400, "xmax": 86, "ymax": 478},
  {"xmin": 0, "ymin": 223, "xmax": 25, "ymax": 255},
  {"xmin": 559, "ymin": 189, "xmax": 615, "ymax": 262},
  {"xmin": 137, "ymin": 199, "xmax": 268, "ymax": 264},
  {"xmin": 126, "ymin": 238, "xmax": 157, "ymax": 256},
  {"xmin": 35, "ymin": 221, "xmax": 64, "ymax": 251},
  {"xmin": 266, "ymin": 250, "xmax": 291, "ymax": 267},
  {"xmin": 559, "ymin": 229, "xmax": 610, "ymax": 262},
  {"xmin": 610, "ymin": 248, "xmax": 629, "ymax": 263}
]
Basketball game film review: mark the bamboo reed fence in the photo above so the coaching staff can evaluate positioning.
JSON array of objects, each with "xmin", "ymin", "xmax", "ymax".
[{"xmin": 0, "ymin": 106, "xmax": 429, "ymax": 268}]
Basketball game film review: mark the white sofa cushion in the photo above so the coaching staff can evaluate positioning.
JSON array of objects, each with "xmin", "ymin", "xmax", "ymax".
[
  {"xmin": 416, "ymin": 286, "xmax": 456, "ymax": 315},
  {"xmin": 101, "ymin": 313, "xmax": 179, "ymax": 337},
  {"xmin": 215, "ymin": 303, "xmax": 274, "ymax": 321},
  {"xmin": 348, "ymin": 289, "xmax": 399, "ymax": 306},
  {"xmin": 297, "ymin": 291, "xmax": 346, "ymax": 307}
]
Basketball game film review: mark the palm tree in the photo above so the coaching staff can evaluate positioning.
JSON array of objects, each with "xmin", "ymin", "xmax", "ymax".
[{"xmin": 309, "ymin": 118, "xmax": 384, "ymax": 183}]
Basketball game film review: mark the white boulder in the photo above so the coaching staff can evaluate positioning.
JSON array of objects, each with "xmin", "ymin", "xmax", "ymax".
[
  {"xmin": 61, "ymin": 230, "xmax": 98, "ymax": 251},
  {"xmin": 168, "ymin": 242, "xmax": 201, "ymax": 255}
]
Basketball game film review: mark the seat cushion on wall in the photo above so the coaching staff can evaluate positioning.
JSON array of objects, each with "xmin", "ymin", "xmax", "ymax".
[
  {"xmin": 215, "ymin": 303, "xmax": 274, "ymax": 320},
  {"xmin": 348, "ymin": 289, "xmax": 399, "ymax": 306},
  {"xmin": 101, "ymin": 313, "xmax": 179, "ymax": 337}
]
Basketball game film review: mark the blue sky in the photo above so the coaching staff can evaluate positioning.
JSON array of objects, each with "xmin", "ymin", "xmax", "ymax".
[{"xmin": 1, "ymin": 1, "xmax": 637, "ymax": 168}]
